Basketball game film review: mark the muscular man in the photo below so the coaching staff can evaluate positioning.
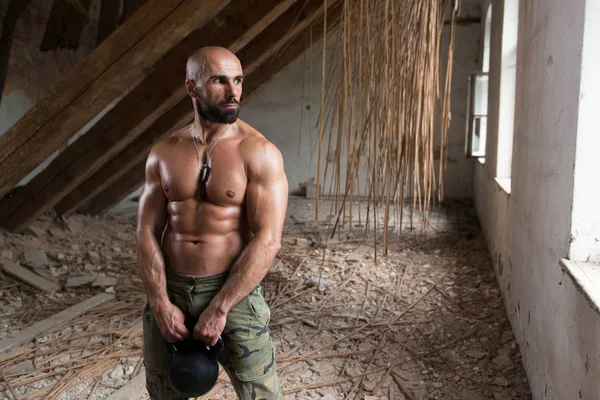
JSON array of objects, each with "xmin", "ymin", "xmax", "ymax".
[{"xmin": 136, "ymin": 46, "xmax": 288, "ymax": 400}]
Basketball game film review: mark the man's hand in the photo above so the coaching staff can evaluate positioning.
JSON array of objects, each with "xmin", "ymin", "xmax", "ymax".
[
  {"xmin": 153, "ymin": 302, "xmax": 190, "ymax": 343},
  {"xmin": 193, "ymin": 306, "xmax": 227, "ymax": 346}
]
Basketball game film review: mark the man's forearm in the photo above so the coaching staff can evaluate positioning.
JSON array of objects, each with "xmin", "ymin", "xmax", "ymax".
[
  {"xmin": 137, "ymin": 230, "xmax": 169, "ymax": 310},
  {"xmin": 209, "ymin": 236, "xmax": 281, "ymax": 315}
]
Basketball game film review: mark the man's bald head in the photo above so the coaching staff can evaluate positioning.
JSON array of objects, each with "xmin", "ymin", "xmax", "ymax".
[
  {"xmin": 185, "ymin": 46, "xmax": 243, "ymax": 124},
  {"xmin": 185, "ymin": 46, "xmax": 241, "ymax": 82}
]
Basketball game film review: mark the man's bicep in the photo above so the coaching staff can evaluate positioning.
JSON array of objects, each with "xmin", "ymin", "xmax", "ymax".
[
  {"xmin": 137, "ymin": 155, "xmax": 168, "ymax": 236},
  {"xmin": 246, "ymin": 147, "xmax": 288, "ymax": 239}
]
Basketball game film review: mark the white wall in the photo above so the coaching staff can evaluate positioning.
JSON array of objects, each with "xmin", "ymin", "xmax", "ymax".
[
  {"xmin": 570, "ymin": 0, "xmax": 600, "ymax": 262},
  {"xmin": 473, "ymin": 0, "xmax": 600, "ymax": 399}
]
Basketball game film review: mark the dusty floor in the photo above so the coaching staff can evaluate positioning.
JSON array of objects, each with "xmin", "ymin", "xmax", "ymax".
[{"xmin": 0, "ymin": 196, "xmax": 532, "ymax": 399}]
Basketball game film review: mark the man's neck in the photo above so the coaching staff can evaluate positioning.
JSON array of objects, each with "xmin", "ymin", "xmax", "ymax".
[{"xmin": 192, "ymin": 116, "xmax": 230, "ymax": 144}]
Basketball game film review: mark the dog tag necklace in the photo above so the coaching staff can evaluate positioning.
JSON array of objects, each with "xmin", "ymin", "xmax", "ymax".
[{"xmin": 191, "ymin": 124, "xmax": 231, "ymax": 199}]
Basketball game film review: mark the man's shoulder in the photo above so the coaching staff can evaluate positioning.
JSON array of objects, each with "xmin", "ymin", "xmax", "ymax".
[
  {"xmin": 236, "ymin": 120, "xmax": 283, "ymax": 179},
  {"xmin": 237, "ymin": 120, "xmax": 280, "ymax": 157}
]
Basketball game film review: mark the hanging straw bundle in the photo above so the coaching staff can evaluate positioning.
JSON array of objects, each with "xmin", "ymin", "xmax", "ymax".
[{"xmin": 314, "ymin": 0, "xmax": 458, "ymax": 255}]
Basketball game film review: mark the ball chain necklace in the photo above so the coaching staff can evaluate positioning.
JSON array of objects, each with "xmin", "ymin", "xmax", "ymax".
[{"xmin": 191, "ymin": 123, "xmax": 231, "ymax": 199}]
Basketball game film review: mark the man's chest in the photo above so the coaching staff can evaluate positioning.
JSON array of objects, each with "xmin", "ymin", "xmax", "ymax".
[{"xmin": 159, "ymin": 147, "xmax": 247, "ymax": 206}]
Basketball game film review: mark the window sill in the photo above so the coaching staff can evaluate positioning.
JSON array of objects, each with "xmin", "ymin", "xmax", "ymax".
[
  {"xmin": 560, "ymin": 258, "xmax": 600, "ymax": 316},
  {"xmin": 495, "ymin": 177, "xmax": 511, "ymax": 194}
]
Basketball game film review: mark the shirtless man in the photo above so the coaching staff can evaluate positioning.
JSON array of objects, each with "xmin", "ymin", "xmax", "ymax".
[{"xmin": 136, "ymin": 46, "xmax": 288, "ymax": 400}]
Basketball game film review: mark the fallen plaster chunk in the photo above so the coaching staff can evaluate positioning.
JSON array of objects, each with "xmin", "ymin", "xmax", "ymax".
[
  {"xmin": 65, "ymin": 275, "xmax": 97, "ymax": 287},
  {"xmin": 23, "ymin": 250, "xmax": 49, "ymax": 268}
]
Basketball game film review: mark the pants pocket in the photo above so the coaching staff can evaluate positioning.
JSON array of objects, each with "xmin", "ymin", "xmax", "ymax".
[
  {"xmin": 228, "ymin": 348, "xmax": 281, "ymax": 400},
  {"xmin": 248, "ymin": 286, "xmax": 271, "ymax": 327}
]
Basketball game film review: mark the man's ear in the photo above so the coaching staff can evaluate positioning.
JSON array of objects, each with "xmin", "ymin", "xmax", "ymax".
[{"xmin": 185, "ymin": 79, "xmax": 198, "ymax": 98}]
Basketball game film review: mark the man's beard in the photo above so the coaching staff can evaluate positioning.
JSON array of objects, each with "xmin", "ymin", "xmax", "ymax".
[{"xmin": 196, "ymin": 97, "xmax": 240, "ymax": 124}]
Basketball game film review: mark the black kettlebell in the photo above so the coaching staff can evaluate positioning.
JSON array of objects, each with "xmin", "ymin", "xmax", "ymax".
[{"xmin": 166, "ymin": 335, "xmax": 225, "ymax": 397}]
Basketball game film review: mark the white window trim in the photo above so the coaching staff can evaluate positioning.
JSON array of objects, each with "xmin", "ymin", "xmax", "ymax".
[
  {"xmin": 495, "ymin": 177, "xmax": 511, "ymax": 194},
  {"xmin": 560, "ymin": 259, "xmax": 600, "ymax": 316}
]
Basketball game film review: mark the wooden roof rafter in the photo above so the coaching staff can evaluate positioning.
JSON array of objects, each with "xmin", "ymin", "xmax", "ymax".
[
  {"xmin": 74, "ymin": 2, "xmax": 344, "ymax": 216},
  {"xmin": 55, "ymin": 0, "xmax": 338, "ymax": 216},
  {"xmin": 0, "ymin": 0, "xmax": 301, "ymax": 232},
  {"xmin": 0, "ymin": 0, "xmax": 231, "ymax": 198}
]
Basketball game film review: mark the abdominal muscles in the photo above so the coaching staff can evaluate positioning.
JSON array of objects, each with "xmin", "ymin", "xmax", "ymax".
[{"xmin": 161, "ymin": 199, "xmax": 249, "ymax": 276}]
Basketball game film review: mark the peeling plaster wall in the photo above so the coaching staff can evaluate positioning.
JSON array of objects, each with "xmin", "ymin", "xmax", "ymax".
[{"xmin": 473, "ymin": 1, "xmax": 600, "ymax": 399}]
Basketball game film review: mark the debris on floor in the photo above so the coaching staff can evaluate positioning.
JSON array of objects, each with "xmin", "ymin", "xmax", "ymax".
[{"xmin": 0, "ymin": 197, "xmax": 532, "ymax": 399}]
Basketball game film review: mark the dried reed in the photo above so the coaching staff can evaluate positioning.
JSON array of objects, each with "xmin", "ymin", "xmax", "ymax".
[{"xmin": 314, "ymin": 0, "xmax": 458, "ymax": 254}]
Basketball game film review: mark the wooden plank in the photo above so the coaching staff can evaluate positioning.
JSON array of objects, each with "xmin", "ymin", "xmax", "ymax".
[
  {"xmin": 39, "ymin": 0, "xmax": 91, "ymax": 52},
  {"xmin": 55, "ymin": 0, "xmax": 298, "ymax": 216},
  {"xmin": 0, "ymin": 0, "xmax": 236, "ymax": 231},
  {"xmin": 0, "ymin": 0, "xmax": 230, "ymax": 199},
  {"xmin": 241, "ymin": 1, "xmax": 343, "ymax": 100},
  {"xmin": 80, "ymin": 161, "xmax": 146, "ymax": 216},
  {"xmin": 1, "ymin": 0, "xmax": 180, "ymax": 172},
  {"xmin": 228, "ymin": 0, "xmax": 300, "ymax": 54},
  {"xmin": 0, "ymin": 0, "xmax": 33, "ymax": 107},
  {"xmin": 0, "ymin": 293, "xmax": 114, "ymax": 355},
  {"xmin": 96, "ymin": 0, "xmax": 121, "ymax": 46},
  {"xmin": 0, "ymin": 259, "xmax": 60, "ymax": 292},
  {"xmin": 106, "ymin": 369, "xmax": 147, "ymax": 400},
  {"xmin": 56, "ymin": 100, "xmax": 192, "ymax": 216},
  {"xmin": 120, "ymin": 0, "xmax": 147, "ymax": 23},
  {"xmin": 76, "ymin": 5, "xmax": 342, "ymax": 216},
  {"xmin": 0, "ymin": 0, "xmax": 297, "ymax": 231},
  {"xmin": 237, "ymin": 0, "xmax": 328, "ymax": 75}
]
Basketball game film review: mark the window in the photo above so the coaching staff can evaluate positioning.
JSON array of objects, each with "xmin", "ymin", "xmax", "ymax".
[
  {"xmin": 495, "ymin": 0, "xmax": 519, "ymax": 194},
  {"xmin": 466, "ymin": 5, "xmax": 492, "ymax": 158}
]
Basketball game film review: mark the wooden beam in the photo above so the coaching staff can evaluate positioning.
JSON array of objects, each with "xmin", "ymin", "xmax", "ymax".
[
  {"xmin": 0, "ymin": 0, "xmax": 297, "ymax": 231},
  {"xmin": 80, "ymin": 160, "xmax": 146, "ymax": 216},
  {"xmin": 96, "ymin": 0, "xmax": 121, "ymax": 46},
  {"xmin": 66, "ymin": 0, "xmax": 90, "ymax": 16},
  {"xmin": 55, "ymin": 100, "xmax": 192, "ymax": 216},
  {"xmin": 0, "ymin": 0, "xmax": 231, "ymax": 200},
  {"xmin": 120, "ymin": 0, "xmax": 147, "ymax": 23},
  {"xmin": 56, "ymin": 0, "xmax": 329, "ymax": 216},
  {"xmin": 0, "ymin": 0, "xmax": 33, "ymax": 108},
  {"xmin": 0, "ymin": 259, "xmax": 60, "ymax": 292},
  {"xmin": 39, "ymin": 0, "xmax": 91, "ymax": 52},
  {"xmin": 0, "ymin": 293, "xmax": 114, "ymax": 355},
  {"xmin": 237, "ymin": 0, "xmax": 328, "ymax": 75},
  {"xmin": 76, "ymin": 3, "xmax": 343, "ymax": 216},
  {"xmin": 244, "ymin": 0, "xmax": 343, "ymax": 101}
]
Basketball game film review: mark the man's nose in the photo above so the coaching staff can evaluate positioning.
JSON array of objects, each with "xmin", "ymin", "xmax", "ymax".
[{"xmin": 225, "ymin": 81, "xmax": 240, "ymax": 98}]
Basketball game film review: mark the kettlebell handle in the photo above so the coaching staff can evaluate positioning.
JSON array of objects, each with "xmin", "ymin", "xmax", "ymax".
[
  {"xmin": 211, "ymin": 336, "xmax": 224, "ymax": 352},
  {"xmin": 167, "ymin": 336, "xmax": 224, "ymax": 356}
]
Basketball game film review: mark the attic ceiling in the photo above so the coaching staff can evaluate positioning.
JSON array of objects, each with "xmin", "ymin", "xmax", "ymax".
[{"xmin": 0, "ymin": 0, "xmax": 482, "ymax": 233}]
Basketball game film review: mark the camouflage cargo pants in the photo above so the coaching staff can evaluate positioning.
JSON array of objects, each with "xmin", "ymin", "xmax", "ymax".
[{"xmin": 142, "ymin": 267, "xmax": 281, "ymax": 400}]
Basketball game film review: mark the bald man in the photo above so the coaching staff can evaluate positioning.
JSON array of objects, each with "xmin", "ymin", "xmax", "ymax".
[{"xmin": 137, "ymin": 46, "xmax": 288, "ymax": 399}]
